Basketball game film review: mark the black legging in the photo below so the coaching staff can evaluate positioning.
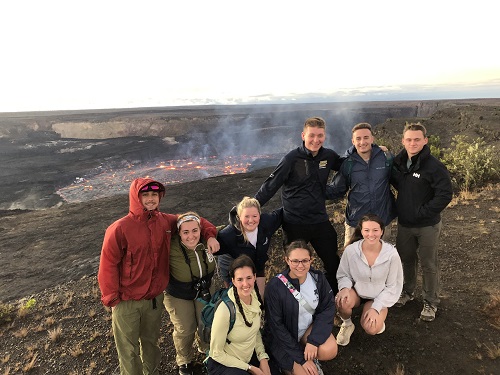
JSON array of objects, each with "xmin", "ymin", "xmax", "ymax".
[
  {"xmin": 282, "ymin": 220, "xmax": 339, "ymax": 293},
  {"xmin": 206, "ymin": 353, "xmax": 260, "ymax": 375}
]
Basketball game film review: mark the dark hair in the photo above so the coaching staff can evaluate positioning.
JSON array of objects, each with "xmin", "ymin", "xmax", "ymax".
[
  {"xmin": 229, "ymin": 255, "xmax": 264, "ymax": 327},
  {"xmin": 345, "ymin": 214, "xmax": 385, "ymax": 248},
  {"xmin": 351, "ymin": 122, "xmax": 373, "ymax": 135},
  {"xmin": 285, "ymin": 240, "xmax": 313, "ymax": 258}
]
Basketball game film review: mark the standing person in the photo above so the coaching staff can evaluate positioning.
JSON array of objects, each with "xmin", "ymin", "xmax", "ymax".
[
  {"xmin": 164, "ymin": 212, "xmax": 217, "ymax": 375},
  {"xmin": 255, "ymin": 117, "xmax": 343, "ymax": 292},
  {"xmin": 206, "ymin": 255, "xmax": 271, "ymax": 375},
  {"xmin": 264, "ymin": 240, "xmax": 337, "ymax": 375},
  {"xmin": 392, "ymin": 122, "xmax": 453, "ymax": 322},
  {"xmin": 217, "ymin": 197, "xmax": 282, "ymax": 295},
  {"xmin": 335, "ymin": 214, "xmax": 403, "ymax": 346},
  {"xmin": 326, "ymin": 122, "xmax": 396, "ymax": 247},
  {"xmin": 98, "ymin": 178, "xmax": 219, "ymax": 375}
]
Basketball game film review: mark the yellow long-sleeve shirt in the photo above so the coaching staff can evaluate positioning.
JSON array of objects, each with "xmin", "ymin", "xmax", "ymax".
[{"xmin": 209, "ymin": 288, "xmax": 269, "ymax": 370}]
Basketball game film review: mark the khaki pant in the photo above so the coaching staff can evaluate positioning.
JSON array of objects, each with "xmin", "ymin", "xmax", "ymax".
[
  {"xmin": 343, "ymin": 221, "xmax": 393, "ymax": 248},
  {"xmin": 163, "ymin": 292, "xmax": 209, "ymax": 366},
  {"xmin": 112, "ymin": 293, "xmax": 164, "ymax": 375},
  {"xmin": 396, "ymin": 221, "xmax": 442, "ymax": 306}
]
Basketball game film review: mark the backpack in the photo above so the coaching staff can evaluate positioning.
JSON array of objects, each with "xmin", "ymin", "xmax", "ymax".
[{"xmin": 199, "ymin": 287, "xmax": 237, "ymax": 345}]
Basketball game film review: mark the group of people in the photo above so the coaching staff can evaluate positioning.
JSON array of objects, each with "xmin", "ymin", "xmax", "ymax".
[{"xmin": 98, "ymin": 116, "xmax": 452, "ymax": 375}]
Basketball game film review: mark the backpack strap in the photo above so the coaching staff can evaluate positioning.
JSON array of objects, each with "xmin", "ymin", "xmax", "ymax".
[
  {"xmin": 214, "ymin": 295, "xmax": 236, "ymax": 344},
  {"xmin": 276, "ymin": 273, "xmax": 315, "ymax": 315}
]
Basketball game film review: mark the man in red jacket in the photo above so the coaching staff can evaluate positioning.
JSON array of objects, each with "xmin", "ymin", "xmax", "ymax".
[{"xmin": 98, "ymin": 177, "xmax": 218, "ymax": 375}]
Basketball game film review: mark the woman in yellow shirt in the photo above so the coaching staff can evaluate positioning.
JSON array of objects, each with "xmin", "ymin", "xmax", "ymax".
[{"xmin": 206, "ymin": 255, "xmax": 271, "ymax": 375}]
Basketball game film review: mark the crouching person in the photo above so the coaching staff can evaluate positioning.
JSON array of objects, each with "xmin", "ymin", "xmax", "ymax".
[
  {"xmin": 264, "ymin": 240, "xmax": 337, "ymax": 375},
  {"xmin": 335, "ymin": 214, "xmax": 403, "ymax": 346},
  {"xmin": 206, "ymin": 255, "xmax": 270, "ymax": 375}
]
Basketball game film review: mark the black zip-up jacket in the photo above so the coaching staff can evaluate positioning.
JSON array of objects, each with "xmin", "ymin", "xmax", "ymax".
[
  {"xmin": 392, "ymin": 145, "xmax": 452, "ymax": 227},
  {"xmin": 263, "ymin": 268, "xmax": 335, "ymax": 372},
  {"xmin": 217, "ymin": 207, "xmax": 283, "ymax": 276},
  {"xmin": 255, "ymin": 143, "xmax": 342, "ymax": 225}
]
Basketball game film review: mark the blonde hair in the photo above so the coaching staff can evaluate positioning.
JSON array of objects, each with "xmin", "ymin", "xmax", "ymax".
[
  {"xmin": 403, "ymin": 122, "xmax": 427, "ymax": 137},
  {"xmin": 236, "ymin": 197, "xmax": 261, "ymax": 243},
  {"xmin": 303, "ymin": 117, "xmax": 326, "ymax": 131}
]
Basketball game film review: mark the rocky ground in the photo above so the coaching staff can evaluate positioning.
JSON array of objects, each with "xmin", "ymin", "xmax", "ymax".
[
  {"xmin": 0, "ymin": 102, "xmax": 499, "ymax": 374},
  {"xmin": 1, "ymin": 176, "xmax": 498, "ymax": 375}
]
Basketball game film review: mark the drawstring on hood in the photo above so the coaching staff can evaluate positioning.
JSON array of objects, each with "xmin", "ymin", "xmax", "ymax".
[{"xmin": 129, "ymin": 178, "xmax": 166, "ymax": 218}]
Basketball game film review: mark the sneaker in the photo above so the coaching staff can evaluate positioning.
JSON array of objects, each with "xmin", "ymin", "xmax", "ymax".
[
  {"xmin": 420, "ymin": 301, "xmax": 437, "ymax": 322},
  {"xmin": 178, "ymin": 363, "xmax": 194, "ymax": 375},
  {"xmin": 395, "ymin": 291, "xmax": 414, "ymax": 307},
  {"xmin": 377, "ymin": 322, "xmax": 386, "ymax": 334},
  {"xmin": 336, "ymin": 323, "xmax": 355, "ymax": 346},
  {"xmin": 313, "ymin": 359, "xmax": 324, "ymax": 375}
]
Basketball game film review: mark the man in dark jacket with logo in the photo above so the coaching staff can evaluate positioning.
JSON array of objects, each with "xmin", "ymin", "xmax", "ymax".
[
  {"xmin": 391, "ymin": 123, "xmax": 452, "ymax": 322},
  {"xmin": 255, "ymin": 117, "xmax": 343, "ymax": 292},
  {"xmin": 327, "ymin": 122, "xmax": 396, "ymax": 247}
]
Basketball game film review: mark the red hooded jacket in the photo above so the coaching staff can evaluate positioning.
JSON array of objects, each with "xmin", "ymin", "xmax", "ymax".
[{"xmin": 98, "ymin": 177, "xmax": 217, "ymax": 307}]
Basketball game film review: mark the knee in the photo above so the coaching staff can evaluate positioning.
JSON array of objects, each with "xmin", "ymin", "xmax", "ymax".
[
  {"xmin": 318, "ymin": 335, "xmax": 338, "ymax": 361},
  {"xmin": 361, "ymin": 323, "xmax": 378, "ymax": 336}
]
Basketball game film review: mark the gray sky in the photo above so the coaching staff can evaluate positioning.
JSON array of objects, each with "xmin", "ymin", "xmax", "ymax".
[{"xmin": 1, "ymin": 0, "xmax": 498, "ymax": 111}]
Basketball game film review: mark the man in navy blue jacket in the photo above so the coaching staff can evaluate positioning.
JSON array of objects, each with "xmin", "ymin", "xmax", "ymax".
[
  {"xmin": 392, "ymin": 122, "xmax": 452, "ymax": 322},
  {"xmin": 255, "ymin": 117, "xmax": 343, "ymax": 292},
  {"xmin": 327, "ymin": 122, "xmax": 396, "ymax": 247}
]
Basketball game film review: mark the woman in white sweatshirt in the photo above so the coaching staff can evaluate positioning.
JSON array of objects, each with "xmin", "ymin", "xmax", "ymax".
[{"xmin": 335, "ymin": 214, "xmax": 403, "ymax": 346}]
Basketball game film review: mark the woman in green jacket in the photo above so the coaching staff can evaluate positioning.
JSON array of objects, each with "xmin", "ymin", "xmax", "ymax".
[{"xmin": 164, "ymin": 212, "xmax": 217, "ymax": 375}]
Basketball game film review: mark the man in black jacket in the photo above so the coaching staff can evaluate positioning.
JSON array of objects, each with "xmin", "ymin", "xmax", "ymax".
[
  {"xmin": 392, "ymin": 122, "xmax": 452, "ymax": 322},
  {"xmin": 255, "ymin": 117, "xmax": 343, "ymax": 292}
]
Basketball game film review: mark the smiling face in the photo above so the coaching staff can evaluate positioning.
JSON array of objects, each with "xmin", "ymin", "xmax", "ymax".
[
  {"xmin": 302, "ymin": 126, "xmax": 325, "ymax": 156},
  {"xmin": 361, "ymin": 220, "xmax": 383, "ymax": 244},
  {"xmin": 402, "ymin": 129, "xmax": 428, "ymax": 158},
  {"xmin": 352, "ymin": 128, "xmax": 374, "ymax": 157},
  {"xmin": 179, "ymin": 220, "xmax": 201, "ymax": 250},
  {"xmin": 240, "ymin": 206, "xmax": 260, "ymax": 233},
  {"xmin": 232, "ymin": 266, "xmax": 256, "ymax": 300},
  {"xmin": 286, "ymin": 248, "xmax": 312, "ymax": 282},
  {"xmin": 140, "ymin": 191, "xmax": 160, "ymax": 211}
]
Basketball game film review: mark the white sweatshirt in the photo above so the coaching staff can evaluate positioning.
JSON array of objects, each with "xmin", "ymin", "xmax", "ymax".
[{"xmin": 337, "ymin": 240, "xmax": 403, "ymax": 313}]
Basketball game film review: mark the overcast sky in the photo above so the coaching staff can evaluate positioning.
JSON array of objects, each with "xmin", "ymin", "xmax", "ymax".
[{"xmin": 1, "ymin": 1, "xmax": 498, "ymax": 112}]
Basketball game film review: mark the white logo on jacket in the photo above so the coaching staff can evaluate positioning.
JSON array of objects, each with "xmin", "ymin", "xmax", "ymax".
[{"xmin": 413, "ymin": 173, "xmax": 420, "ymax": 178}]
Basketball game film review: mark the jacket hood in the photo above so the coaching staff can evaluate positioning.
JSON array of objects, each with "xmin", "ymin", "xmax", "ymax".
[
  {"xmin": 129, "ymin": 178, "xmax": 166, "ymax": 216},
  {"xmin": 228, "ymin": 205, "xmax": 239, "ymax": 227}
]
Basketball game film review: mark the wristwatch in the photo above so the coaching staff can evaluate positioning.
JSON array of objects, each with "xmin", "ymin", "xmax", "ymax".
[{"xmin": 247, "ymin": 364, "xmax": 252, "ymax": 372}]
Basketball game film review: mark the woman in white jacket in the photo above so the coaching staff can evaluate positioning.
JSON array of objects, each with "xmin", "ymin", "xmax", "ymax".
[{"xmin": 335, "ymin": 214, "xmax": 403, "ymax": 346}]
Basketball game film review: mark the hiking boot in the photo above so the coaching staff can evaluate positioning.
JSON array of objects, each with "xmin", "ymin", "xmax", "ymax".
[
  {"xmin": 420, "ymin": 301, "xmax": 437, "ymax": 322},
  {"xmin": 395, "ymin": 291, "xmax": 414, "ymax": 307},
  {"xmin": 336, "ymin": 323, "xmax": 355, "ymax": 346},
  {"xmin": 313, "ymin": 359, "xmax": 324, "ymax": 375},
  {"xmin": 178, "ymin": 363, "xmax": 194, "ymax": 375}
]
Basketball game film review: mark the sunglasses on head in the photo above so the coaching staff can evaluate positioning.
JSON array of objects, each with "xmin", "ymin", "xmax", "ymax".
[{"xmin": 140, "ymin": 184, "xmax": 161, "ymax": 192}]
